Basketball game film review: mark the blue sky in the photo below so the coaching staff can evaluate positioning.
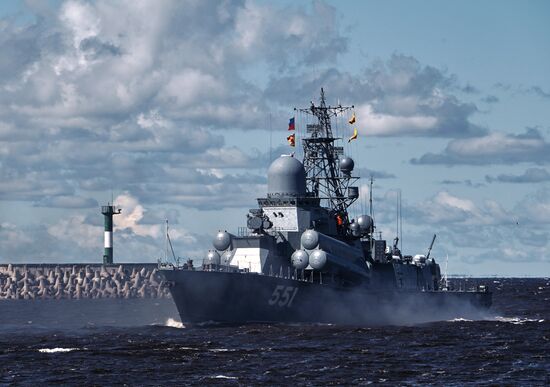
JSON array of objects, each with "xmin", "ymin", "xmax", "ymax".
[{"xmin": 0, "ymin": 0, "xmax": 549, "ymax": 276}]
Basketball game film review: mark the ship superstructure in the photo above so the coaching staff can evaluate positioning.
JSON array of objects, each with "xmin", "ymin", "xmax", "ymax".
[{"xmin": 160, "ymin": 90, "xmax": 491, "ymax": 324}]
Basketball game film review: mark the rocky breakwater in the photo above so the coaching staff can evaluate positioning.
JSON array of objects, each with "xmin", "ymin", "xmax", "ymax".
[{"xmin": 0, "ymin": 264, "xmax": 170, "ymax": 300}]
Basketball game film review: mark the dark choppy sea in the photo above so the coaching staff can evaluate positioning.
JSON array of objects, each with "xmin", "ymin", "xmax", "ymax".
[{"xmin": 0, "ymin": 278, "xmax": 548, "ymax": 386}]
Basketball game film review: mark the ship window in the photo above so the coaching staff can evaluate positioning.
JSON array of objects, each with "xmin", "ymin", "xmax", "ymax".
[
  {"xmin": 273, "ymin": 212, "xmax": 278, "ymax": 217},
  {"xmin": 278, "ymin": 212, "xmax": 284, "ymax": 217}
]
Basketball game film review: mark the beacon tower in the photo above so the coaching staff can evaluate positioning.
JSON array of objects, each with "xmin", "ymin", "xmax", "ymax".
[{"xmin": 101, "ymin": 203, "xmax": 121, "ymax": 264}]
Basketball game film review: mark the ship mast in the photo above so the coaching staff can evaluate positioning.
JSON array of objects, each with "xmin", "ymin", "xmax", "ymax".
[{"xmin": 297, "ymin": 88, "xmax": 358, "ymax": 222}]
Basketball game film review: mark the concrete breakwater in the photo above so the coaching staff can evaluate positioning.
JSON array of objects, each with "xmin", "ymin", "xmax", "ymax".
[{"xmin": 0, "ymin": 264, "xmax": 170, "ymax": 300}]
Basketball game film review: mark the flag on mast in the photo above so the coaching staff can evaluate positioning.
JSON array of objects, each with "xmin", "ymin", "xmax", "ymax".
[
  {"xmin": 287, "ymin": 133, "xmax": 295, "ymax": 147},
  {"xmin": 348, "ymin": 113, "xmax": 356, "ymax": 125},
  {"xmin": 288, "ymin": 117, "xmax": 295, "ymax": 131},
  {"xmin": 348, "ymin": 128, "xmax": 358, "ymax": 143}
]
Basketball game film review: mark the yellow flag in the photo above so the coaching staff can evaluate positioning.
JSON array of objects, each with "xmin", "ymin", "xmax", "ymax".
[
  {"xmin": 348, "ymin": 113, "xmax": 356, "ymax": 125},
  {"xmin": 348, "ymin": 128, "xmax": 358, "ymax": 143},
  {"xmin": 287, "ymin": 133, "xmax": 296, "ymax": 147}
]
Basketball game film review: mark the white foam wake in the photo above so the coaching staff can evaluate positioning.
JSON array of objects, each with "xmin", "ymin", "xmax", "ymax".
[
  {"xmin": 211, "ymin": 375, "xmax": 238, "ymax": 380},
  {"xmin": 38, "ymin": 348, "xmax": 78, "ymax": 353},
  {"xmin": 446, "ymin": 316, "xmax": 545, "ymax": 324},
  {"xmin": 491, "ymin": 316, "xmax": 544, "ymax": 325},
  {"xmin": 165, "ymin": 318, "xmax": 185, "ymax": 328}
]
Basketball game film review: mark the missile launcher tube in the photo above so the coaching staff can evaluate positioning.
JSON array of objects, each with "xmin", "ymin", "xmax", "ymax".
[
  {"xmin": 301, "ymin": 230, "xmax": 363, "ymax": 263},
  {"xmin": 309, "ymin": 249, "xmax": 369, "ymax": 278},
  {"xmin": 291, "ymin": 250, "xmax": 309, "ymax": 269}
]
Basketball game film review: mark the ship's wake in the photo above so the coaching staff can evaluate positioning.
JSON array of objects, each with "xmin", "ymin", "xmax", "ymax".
[
  {"xmin": 164, "ymin": 317, "xmax": 185, "ymax": 328},
  {"xmin": 446, "ymin": 316, "xmax": 545, "ymax": 325}
]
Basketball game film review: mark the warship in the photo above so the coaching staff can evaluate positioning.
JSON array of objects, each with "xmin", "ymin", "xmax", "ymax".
[{"xmin": 160, "ymin": 89, "xmax": 492, "ymax": 325}]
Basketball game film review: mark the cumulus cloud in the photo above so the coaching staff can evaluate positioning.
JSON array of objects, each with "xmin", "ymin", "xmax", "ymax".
[
  {"xmin": 0, "ymin": 193, "xmax": 204, "ymax": 262},
  {"xmin": 409, "ymin": 191, "xmax": 511, "ymax": 226},
  {"xmin": 48, "ymin": 214, "xmax": 102, "ymax": 250},
  {"xmin": 0, "ymin": 0, "xmax": 350, "ymax": 215},
  {"xmin": 411, "ymin": 128, "xmax": 550, "ymax": 165},
  {"xmin": 486, "ymin": 168, "xmax": 550, "ymax": 183},
  {"xmin": 514, "ymin": 188, "xmax": 550, "ymax": 225},
  {"xmin": 265, "ymin": 54, "xmax": 486, "ymax": 138},
  {"xmin": 2, "ymin": 1, "xmax": 545, "ymax": 271},
  {"xmin": 364, "ymin": 189, "xmax": 549, "ymax": 267}
]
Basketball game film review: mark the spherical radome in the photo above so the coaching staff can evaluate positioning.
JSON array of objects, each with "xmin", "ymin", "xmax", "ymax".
[
  {"xmin": 339, "ymin": 157, "xmax": 355, "ymax": 174},
  {"xmin": 267, "ymin": 155, "xmax": 306, "ymax": 198}
]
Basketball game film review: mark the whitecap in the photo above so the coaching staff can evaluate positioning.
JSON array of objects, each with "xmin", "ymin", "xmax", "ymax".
[
  {"xmin": 447, "ymin": 317, "xmax": 473, "ymax": 322},
  {"xmin": 492, "ymin": 316, "xmax": 541, "ymax": 325},
  {"xmin": 39, "ymin": 348, "xmax": 78, "ymax": 353},
  {"xmin": 211, "ymin": 375, "xmax": 238, "ymax": 380}
]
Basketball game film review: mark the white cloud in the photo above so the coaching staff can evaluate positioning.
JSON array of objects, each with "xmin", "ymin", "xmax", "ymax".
[
  {"xmin": 411, "ymin": 191, "xmax": 511, "ymax": 226},
  {"xmin": 48, "ymin": 214, "xmax": 101, "ymax": 249},
  {"xmin": 412, "ymin": 129, "xmax": 550, "ymax": 165},
  {"xmin": 357, "ymin": 103, "xmax": 438, "ymax": 136},
  {"xmin": 448, "ymin": 133, "xmax": 544, "ymax": 157}
]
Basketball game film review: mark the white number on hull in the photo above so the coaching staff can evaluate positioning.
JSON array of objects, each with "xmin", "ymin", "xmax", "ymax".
[{"xmin": 268, "ymin": 285, "xmax": 299, "ymax": 307}]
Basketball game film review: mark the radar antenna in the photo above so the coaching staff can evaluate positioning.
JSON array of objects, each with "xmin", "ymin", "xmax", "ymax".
[{"xmin": 297, "ymin": 88, "xmax": 358, "ymax": 223}]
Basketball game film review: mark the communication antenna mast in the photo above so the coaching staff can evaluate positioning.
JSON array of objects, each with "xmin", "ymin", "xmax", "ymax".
[
  {"xmin": 444, "ymin": 254, "xmax": 449, "ymax": 290},
  {"xmin": 369, "ymin": 176, "xmax": 375, "ymax": 252},
  {"xmin": 369, "ymin": 176, "xmax": 374, "ymax": 219},
  {"xmin": 296, "ymin": 88, "xmax": 358, "ymax": 224},
  {"xmin": 269, "ymin": 112, "xmax": 273, "ymax": 163},
  {"xmin": 395, "ymin": 189, "xmax": 403, "ymax": 252},
  {"xmin": 399, "ymin": 189, "xmax": 403, "ymax": 251}
]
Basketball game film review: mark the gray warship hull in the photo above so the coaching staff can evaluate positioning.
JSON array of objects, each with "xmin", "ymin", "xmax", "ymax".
[
  {"xmin": 162, "ymin": 269, "xmax": 491, "ymax": 325},
  {"xmin": 160, "ymin": 90, "xmax": 493, "ymax": 326}
]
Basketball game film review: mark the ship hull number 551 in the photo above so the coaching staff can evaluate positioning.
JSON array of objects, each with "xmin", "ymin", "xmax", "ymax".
[{"xmin": 268, "ymin": 285, "xmax": 298, "ymax": 307}]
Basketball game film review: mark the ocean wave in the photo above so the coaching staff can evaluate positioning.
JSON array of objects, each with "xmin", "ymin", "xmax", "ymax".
[
  {"xmin": 165, "ymin": 318, "xmax": 185, "ymax": 328},
  {"xmin": 447, "ymin": 316, "xmax": 545, "ymax": 324},
  {"xmin": 38, "ymin": 348, "xmax": 78, "ymax": 353},
  {"xmin": 491, "ymin": 316, "xmax": 544, "ymax": 325},
  {"xmin": 210, "ymin": 375, "xmax": 238, "ymax": 380}
]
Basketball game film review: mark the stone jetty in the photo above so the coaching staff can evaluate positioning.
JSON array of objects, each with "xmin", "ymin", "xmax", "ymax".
[{"xmin": 0, "ymin": 264, "xmax": 170, "ymax": 300}]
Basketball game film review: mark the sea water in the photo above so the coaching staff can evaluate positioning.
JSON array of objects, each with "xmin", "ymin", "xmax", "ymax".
[{"xmin": 0, "ymin": 278, "xmax": 548, "ymax": 385}]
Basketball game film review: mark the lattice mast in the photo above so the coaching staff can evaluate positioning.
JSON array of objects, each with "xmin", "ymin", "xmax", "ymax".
[{"xmin": 297, "ymin": 88, "xmax": 358, "ymax": 221}]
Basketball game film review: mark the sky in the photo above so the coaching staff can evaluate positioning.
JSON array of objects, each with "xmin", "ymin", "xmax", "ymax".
[{"xmin": 0, "ymin": 0, "xmax": 549, "ymax": 276}]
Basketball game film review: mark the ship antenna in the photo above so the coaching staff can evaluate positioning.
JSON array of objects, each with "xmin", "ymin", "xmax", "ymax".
[
  {"xmin": 269, "ymin": 112, "xmax": 272, "ymax": 163},
  {"xmin": 400, "ymin": 190, "xmax": 403, "ymax": 253},
  {"xmin": 426, "ymin": 234, "xmax": 437, "ymax": 259},
  {"xmin": 369, "ymin": 176, "xmax": 375, "ymax": 253},
  {"xmin": 297, "ymin": 88, "xmax": 356, "ymax": 232},
  {"xmin": 165, "ymin": 219, "xmax": 177, "ymax": 264},
  {"xmin": 396, "ymin": 191, "xmax": 399, "ymax": 242},
  {"xmin": 369, "ymin": 176, "xmax": 374, "ymax": 219},
  {"xmin": 395, "ymin": 189, "xmax": 403, "ymax": 252},
  {"xmin": 444, "ymin": 254, "xmax": 449, "ymax": 289},
  {"xmin": 165, "ymin": 219, "xmax": 168, "ymax": 262}
]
